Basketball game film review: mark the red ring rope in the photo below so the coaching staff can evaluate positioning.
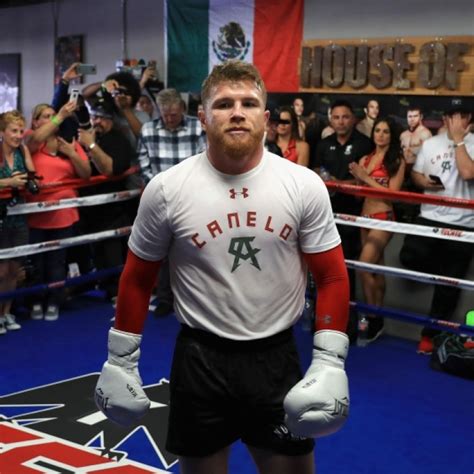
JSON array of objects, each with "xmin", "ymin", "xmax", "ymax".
[
  {"xmin": 0, "ymin": 166, "xmax": 140, "ymax": 199},
  {"xmin": 326, "ymin": 181, "xmax": 474, "ymax": 210}
]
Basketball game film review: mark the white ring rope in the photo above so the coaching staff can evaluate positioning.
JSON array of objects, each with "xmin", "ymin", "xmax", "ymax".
[
  {"xmin": 346, "ymin": 259, "xmax": 474, "ymax": 291},
  {"xmin": 4, "ymin": 189, "xmax": 141, "ymax": 216},
  {"xmin": 0, "ymin": 226, "xmax": 131, "ymax": 259},
  {"xmin": 1, "ymin": 189, "xmax": 472, "ymax": 292},
  {"xmin": 1, "ymin": 223, "xmax": 472, "ymax": 292},
  {"xmin": 334, "ymin": 213, "xmax": 474, "ymax": 244}
]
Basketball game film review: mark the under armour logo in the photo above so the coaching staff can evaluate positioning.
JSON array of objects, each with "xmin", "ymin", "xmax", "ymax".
[
  {"xmin": 229, "ymin": 188, "xmax": 249, "ymax": 199},
  {"xmin": 228, "ymin": 236, "xmax": 261, "ymax": 272}
]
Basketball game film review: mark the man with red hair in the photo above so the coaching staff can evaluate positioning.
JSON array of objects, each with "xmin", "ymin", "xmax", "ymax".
[{"xmin": 95, "ymin": 60, "xmax": 351, "ymax": 474}]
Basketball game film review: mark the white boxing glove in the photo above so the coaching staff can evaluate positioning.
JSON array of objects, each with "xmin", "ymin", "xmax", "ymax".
[
  {"xmin": 95, "ymin": 328, "xmax": 150, "ymax": 426},
  {"xmin": 284, "ymin": 330, "xmax": 349, "ymax": 438}
]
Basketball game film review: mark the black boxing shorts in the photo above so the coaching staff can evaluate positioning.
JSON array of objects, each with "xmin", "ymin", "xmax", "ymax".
[{"xmin": 166, "ymin": 325, "xmax": 315, "ymax": 458}]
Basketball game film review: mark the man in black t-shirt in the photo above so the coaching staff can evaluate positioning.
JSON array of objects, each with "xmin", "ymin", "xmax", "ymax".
[
  {"xmin": 315, "ymin": 99, "xmax": 373, "ymax": 341},
  {"xmin": 315, "ymin": 99, "xmax": 373, "ymax": 215},
  {"xmin": 77, "ymin": 105, "xmax": 135, "ymax": 299}
]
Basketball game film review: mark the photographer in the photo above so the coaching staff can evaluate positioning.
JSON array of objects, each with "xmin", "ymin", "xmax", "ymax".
[
  {"xmin": 52, "ymin": 62, "xmax": 92, "ymax": 142},
  {"xmin": 25, "ymin": 101, "xmax": 91, "ymax": 322},
  {"xmin": 0, "ymin": 110, "xmax": 36, "ymax": 334},
  {"xmin": 81, "ymin": 71, "xmax": 148, "ymax": 148},
  {"xmin": 137, "ymin": 60, "xmax": 163, "ymax": 120},
  {"xmin": 77, "ymin": 103, "xmax": 134, "ymax": 302}
]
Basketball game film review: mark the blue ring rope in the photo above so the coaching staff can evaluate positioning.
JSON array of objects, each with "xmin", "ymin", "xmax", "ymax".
[
  {"xmin": 0, "ymin": 266, "xmax": 123, "ymax": 301},
  {"xmin": 351, "ymin": 301, "xmax": 474, "ymax": 337},
  {"xmin": 1, "ymin": 269, "xmax": 472, "ymax": 336}
]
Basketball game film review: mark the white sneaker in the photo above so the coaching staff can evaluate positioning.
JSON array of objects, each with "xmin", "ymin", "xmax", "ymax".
[
  {"xmin": 44, "ymin": 305, "xmax": 59, "ymax": 321},
  {"xmin": 5, "ymin": 313, "xmax": 21, "ymax": 330},
  {"xmin": 0, "ymin": 317, "xmax": 6, "ymax": 335},
  {"xmin": 31, "ymin": 304, "xmax": 44, "ymax": 320}
]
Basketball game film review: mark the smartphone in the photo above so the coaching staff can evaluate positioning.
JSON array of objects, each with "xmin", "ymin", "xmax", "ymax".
[
  {"xmin": 76, "ymin": 63, "xmax": 97, "ymax": 75},
  {"xmin": 69, "ymin": 88, "xmax": 80, "ymax": 105},
  {"xmin": 147, "ymin": 60, "xmax": 157, "ymax": 78},
  {"xmin": 429, "ymin": 174, "xmax": 444, "ymax": 186}
]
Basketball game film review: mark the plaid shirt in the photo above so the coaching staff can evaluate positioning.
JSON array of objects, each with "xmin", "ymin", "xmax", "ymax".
[{"xmin": 137, "ymin": 115, "xmax": 206, "ymax": 183}]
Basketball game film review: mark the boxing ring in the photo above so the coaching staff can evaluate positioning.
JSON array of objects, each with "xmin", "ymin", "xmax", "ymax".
[
  {"xmin": 0, "ymin": 172, "xmax": 473, "ymax": 474},
  {"xmin": 1, "ymin": 174, "xmax": 472, "ymax": 338}
]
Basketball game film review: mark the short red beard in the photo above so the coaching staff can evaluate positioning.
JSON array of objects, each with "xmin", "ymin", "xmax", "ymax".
[{"xmin": 208, "ymin": 127, "xmax": 264, "ymax": 160}]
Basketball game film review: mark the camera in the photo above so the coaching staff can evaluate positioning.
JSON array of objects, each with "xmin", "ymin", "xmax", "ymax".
[
  {"xmin": 111, "ymin": 85, "xmax": 128, "ymax": 98},
  {"xmin": 69, "ymin": 88, "xmax": 80, "ymax": 105},
  {"xmin": 9, "ymin": 171, "xmax": 41, "ymax": 206},
  {"xmin": 144, "ymin": 76, "xmax": 163, "ymax": 94},
  {"xmin": 26, "ymin": 171, "xmax": 41, "ymax": 195},
  {"xmin": 75, "ymin": 102, "xmax": 92, "ymax": 130},
  {"xmin": 76, "ymin": 63, "xmax": 97, "ymax": 75},
  {"xmin": 144, "ymin": 63, "xmax": 163, "ymax": 94},
  {"xmin": 138, "ymin": 60, "xmax": 163, "ymax": 94}
]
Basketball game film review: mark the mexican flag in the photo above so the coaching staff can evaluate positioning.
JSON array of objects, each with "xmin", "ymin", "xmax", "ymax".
[{"xmin": 165, "ymin": 0, "xmax": 303, "ymax": 93}]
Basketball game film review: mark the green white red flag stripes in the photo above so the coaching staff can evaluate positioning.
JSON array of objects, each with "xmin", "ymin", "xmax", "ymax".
[{"xmin": 166, "ymin": 0, "xmax": 303, "ymax": 92}]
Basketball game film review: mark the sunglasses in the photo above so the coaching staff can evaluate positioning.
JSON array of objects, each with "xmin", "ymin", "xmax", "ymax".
[{"xmin": 278, "ymin": 119, "xmax": 291, "ymax": 125}]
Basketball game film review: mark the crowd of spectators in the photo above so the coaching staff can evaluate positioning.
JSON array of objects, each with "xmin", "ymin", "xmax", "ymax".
[{"xmin": 0, "ymin": 63, "xmax": 472, "ymax": 356}]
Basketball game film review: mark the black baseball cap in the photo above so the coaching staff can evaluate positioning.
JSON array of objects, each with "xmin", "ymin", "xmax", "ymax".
[
  {"xmin": 445, "ymin": 97, "xmax": 471, "ymax": 116},
  {"xmin": 90, "ymin": 103, "xmax": 114, "ymax": 119}
]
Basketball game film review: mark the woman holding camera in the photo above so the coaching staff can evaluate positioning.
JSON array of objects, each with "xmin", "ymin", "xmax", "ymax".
[
  {"xmin": 25, "ymin": 100, "xmax": 91, "ymax": 321},
  {"xmin": 0, "ymin": 110, "xmax": 37, "ymax": 334}
]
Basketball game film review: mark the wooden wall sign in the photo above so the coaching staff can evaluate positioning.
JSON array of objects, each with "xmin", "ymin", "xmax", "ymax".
[{"xmin": 300, "ymin": 36, "xmax": 473, "ymax": 96}]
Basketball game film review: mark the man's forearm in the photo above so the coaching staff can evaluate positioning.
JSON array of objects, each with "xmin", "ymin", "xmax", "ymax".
[
  {"xmin": 81, "ymin": 81, "xmax": 102, "ymax": 101},
  {"xmin": 410, "ymin": 170, "xmax": 426, "ymax": 189},
  {"xmin": 89, "ymin": 144, "xmax": 114, "ymax": 176},
  {"xmin": 454, "ymin": 144, "xmax": 474, "ymax": 179},
  {"xmin": 121, "ymin": 108, "xmax": 143, "ymax": 138}
]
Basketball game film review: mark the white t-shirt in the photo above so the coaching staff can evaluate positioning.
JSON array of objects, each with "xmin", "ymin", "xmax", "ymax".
[
  {"xmin": 129, "ymin": 151, "xmax": 341, "ymax": 340},
  {"xmin": 413, "ymin": 132, "xmax": 474, "ymax": 228}
]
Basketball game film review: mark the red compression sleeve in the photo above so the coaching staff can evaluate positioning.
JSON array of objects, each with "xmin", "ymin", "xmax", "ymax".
[
  {"xmin": 114, "ymin": 249, "xmax": 161, "ymax": 334},
  {"xmin": 303, "ymin": 244, "xmax": 349, "ymax": 333}
]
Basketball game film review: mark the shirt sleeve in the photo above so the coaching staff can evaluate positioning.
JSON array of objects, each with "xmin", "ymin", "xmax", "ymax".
[
  {"xmin": 137, "ymin": 125, "xmax": 155, "ymax": 184},
  {"xmin": 128, "ymin": 174, "xmax": 172, "ymax": 261},
  {"xmin": 412, "ymin": 140, "xmax": 426, "ymax": 174},
  {"xmin": 298, "ymin": 170, "xmax": 341, "ymax": 253}
]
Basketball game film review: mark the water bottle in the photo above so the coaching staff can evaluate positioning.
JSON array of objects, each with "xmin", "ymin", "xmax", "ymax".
[
  {"xmin": 67, "ymin": 262, "xmax": 81, "ymax": 279},
  {"xmin": 357, "ymin": 313, "xmax": 369, "ymax": 347},
  {"xmin": 319, "ymin": 166, "xmax": 331, "ymax": 182},
  {"xmin": 319, "ymin": 166, "xmax": 335, "ymax": 196}
]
